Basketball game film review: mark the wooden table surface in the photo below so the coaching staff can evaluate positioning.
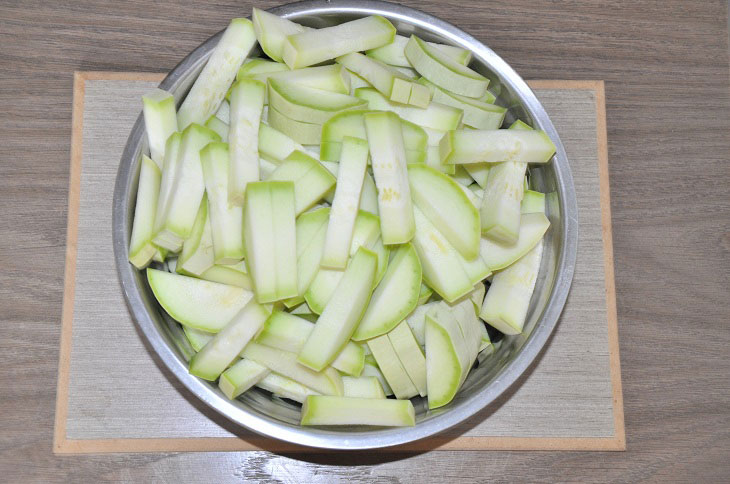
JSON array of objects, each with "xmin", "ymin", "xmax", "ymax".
[{"xmin": 1, "ymin": 1, "xmax": 728, "ymax": 481}]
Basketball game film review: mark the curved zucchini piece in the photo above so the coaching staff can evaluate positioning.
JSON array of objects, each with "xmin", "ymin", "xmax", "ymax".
[
  {"xmin": 425, "ymin": 302, "xmax": 471, "ymax": 409},
  {"xmin": 204, "ymin": 116, "xmax": 228, "ymax": 142},
  {"xmin": 367, "ymin": 335, "xmax": 418, "ymax": 400},
  {"xmin": 243, "ymin": 181, "xmax": 298, "ymax": 303},
  {"xmin": 283, "ymin": 15, "xmax": 396, "ymax": 69},
  {"xmin": 267, "ymin": 151, "xmax": 336, "ymax": 215},
  {"xmin": 355, "ymin": 87, "xmax": 462, "ymax": 131},
  {"xmin": 455, "ymin": 180, "xmax": 482, "ymax": 210},
  {"xmin": 342, "ymin": 376, "xmax": 386, "ymax": 399},
  {"xmin": 189, "ymin": 300, "xmax": 271, "ymax": 381},
  {"xmin": 199, "ymin": 264, "xmax": 252, "ymax": 290},
  {"xmin": 176, "ymin": 195, "xmax": 214, "ymax": 276},
  {"xmin": 368, "ymin": 236, "xmax": 390, "ymax": 287},
  {"xmin": 364, "ymin": 111, "xmax": 415, "ymax": 245},
  {"xmin": 337, "ymin": 52, "xmax": 428, "ymax": 107},
  {"xmin": 215, "ymin": 100, "xmax": 230, "ymax": 123},
  {"xmin": 178, "ymin": 18, "xmax": 256, "ymax": 129},
  {"xmin": 219, "ymin": 358, "xmax": 270, "ymax": 399},
  {"xmin": 388, "ymin": 320, "xmax": 427, "ymax": 397},
  {"xmin": 298, "ymin": 247, "xmax": 377, "ymax": 371},
  {"xmin": 418, "ymin": 77, "xmax": 505, "ymax": 129},
  {"xmin": 360, "ymin": 172, "xmax": 380, "ymax": 215},
  {"xmin": 268, "ymin": 78, "xmax": 366, "ymax": 125},
  {"xmin": 480, "ymin": 240, "xmax": 543, "ymax": 335},
  {"xmin": 241, "ymin": 342, "xmax": 343, "ymax": 396},
  {"xmin": 200, "ymin": 143, "xmax": 245, "ymax": 264},
  {"xmin": 367, "ymin": 34, "xmax": 471, "ymax": 67},
  {"xmin": 257, "ymin": 311, "xmax": 365, "ymax": 376},
  {"xmin": 439, "ymin": 129, "xmax": 557, "ymax": 165},
  {"xmin": 267, "ymin": 105, "xmax": 321, "ymax": 144},
  {"xmin": 142, "ymin": 89, "xmax": 177, "ymax": 168},
  {"xmin": 521, "ymin": 190, "xmax": 546, "ymax": 214},
  {"xmin": 352, "ymin": 243, "xmax": 421, "ymax": 341},
  {"xmin": 252, "ymin": 65, "xmax": 351, "ymax": 97},
  {"xmin": 448, "ymin": 297, "xmax": 482, "ymax": 366},
  {"xmin": 147, "ymin": 269, "xmax": 253, "ymax": 333},
  {"xmin": 480, "ymin": 212, "xmax": 550, "ymax": 270},
  {"xmin": 321, "ymin": 137, "xmax": 369, "ymax": 269},
  {"xmin": 404, "ymin": 35, "xmax": 489, "ymax": 98},
  {"xmin": 252, "ymin": 7, "xmax": 309, "ymax": 62},
  {"xmin": 153, "ymin": 124, "xmax": 220, "ymax": 251},
  {"xmin": 128, "ymin": 155, "xmax": 161, "ymax": 269},
  {"xmin": 418, "ymin": 283, "xmax": 433, "ymax": 305},
  {"xmin": 408, "ymin": 164, "xmax": 480, "ymax": 260},
  {"xmin": 237, "ymin": 58, "xmax": 289, "ymax": 79},
  {"xmin": 256, "ymin": 373, "xmax": 319, "ymax": 403},
  {"xmin": 464, "ymin": 163, "xmax": 490, "ymax": 188},
  {"xmin": 426, "ymin": 145, "xmax": 455, "ymax": 175},
  {"xmin": 411, "ymin": 206, "xmax": 473, "ymax": 303},
  {"xmin": 301, "ymin": 396, "xmax": 414, "ymax": 427},
  {"xmin": 480, "ymin": 160, "xmax": 527, "ymax": 244},
  {"xmin": 152, "ymin": 132, "xmax": 181, "ymax": 245},
  {"xmin": 228, "ymin": 78, "xmax": 266, "ymax": 206},
  {"xmin": 183, "ymin": 326, "xmax": 215, "ymax": 352},
  {"xmin": 258, "ymin": 123, "xmax": 304, "ymax": 162}
]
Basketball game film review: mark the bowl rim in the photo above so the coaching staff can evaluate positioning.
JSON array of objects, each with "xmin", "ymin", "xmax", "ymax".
[{"xmin": 112, "ymin": 0, "xmax": 578, "ymax": 450}]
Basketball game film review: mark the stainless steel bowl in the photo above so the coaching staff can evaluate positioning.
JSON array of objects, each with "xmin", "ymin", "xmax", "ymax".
[{"xmin": 113, "ymin": 0, "xmax": 578, "ymax": 450}]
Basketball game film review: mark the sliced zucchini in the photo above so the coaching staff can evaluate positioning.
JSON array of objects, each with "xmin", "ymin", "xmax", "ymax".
[
  {"xmin": 256, "ymin": 372, "xmax": 319, "ymax": 403},
  {"xmin": 388, "ymin": 320, "xmax": 428, "ymax": 397},
  {"xmin": 366, "ymin": 34, "xmax": 472, "ymax": 68},
  {"xmin": 425, "ymin": 301, "xmax": 471, "ymax": 409},
  {"xmin": 367, "ymin": 334, "xmax": 418, "ymax": 400},
  {"xmin": 463, "ymin": 163, "xmax": 490, "ymax": 188},
  {"xmin": 480, "ymin": 240, "xmax": 543, "ymax": 335},
  {"xmin": 408, "ymin": 164, "xmax": 481, "ymax": 260},
  {"xmin": 283, "ymin": 15, "xmax": 396, "ymax": 69},
  {"xmin": 355, "ymin": 87, "xmax": 463, "ymax": 131},
  {"xmin": 411, "ymin": 206, "xmax": 473, "ymax": 303},
  {"xmin": 153, "ymin": 124, "xmax": 220, "ymax": 252},
  {"xmin": 521, "ymin": 190, "xmax": 546, "ymax": 214},
  {"xmin": 267, "ymin": 150, "xmax": 336, "ymax": 215},
  {"xmin": 336, "ymin": 52, "xmax": 427, "ymax": 106},
  {"xmin": 251, "ymin": 7, "xmax": 309, "ymax": 62},
  {"xmin": 252, "ymin": 64, "xmax": 351, "ymax": 97},
  {"xmin": 258, "ymin": 123, "xmax": 304, "ymax": 162},
  {"xmin": 215, "ymin": 100, "xmax": 230, "ymax": 123},
  {"xmin": 404, "ymin": 35, "xmax": 489, "ymax": 98},
  {"xmin": 321, "ymin": 136, "xmax": 369, "ymax": 269},
  {"xmin": 426, "ymin": 145, "xmax": 455, "ymax": 175},
  {"xmin": 176, "ymin": 195, "xmax": 215, "ymax": 276},
  {"xmin": 228, "ymin": 78, "xmax": 266, "ymax": 206},
  {"xmin": 301, "ymin": 396, "xmax": 415, "ymax": 427},
  {"xmin": 141, "ymin": 89, "xmax": 177, "ymax": 168},
  {"xmin": 256, "ymin": 311, "xmax": 365, "ymax": 377},
  {"xmin": 342, "ymin": 376, "xmax": 386, "ymax": 399},
  {"xmin": 363, "ymin": 111, "xmax": 415, "ymax": 245},
  {"xmin": 189, "ymin": 299, "xmax": 271, "ymax": 381},
  {"xmin": 268, "ymin": 78, "xmax": 366, "ymax": 125},
  {"xmin": 284, "ymin": 206, "xmax": 330, "ymax": 307},
  {"xmin": 480, "ymin": 212, "xmax": 550, "ymax": 270},
  {"xmin": 219, "ymin": 358, "xmax": 270, "ymax": 399},
  {"xmin": 480, "ymin": 160, "xmax": 527, "ymax": 244},
  {"xmin": 418, "ymin": 77, "xmax": 505, "ymax": 129},
  {"xmin": 243, "ymin": 181, "xmax": 298, "ymax": 302},
  {"xmin": 360, "ymin": 172, "xmax": 380, "ymax": 215},
  {"xmin": 128, "ymin": 155, "xmax": 161, "ymax": 269},
  {"xmin": 183, "ymin": 326, "xmax": 214, "ymax": 352},
  {"xmin": 352, "ymin": 243, "xmax": 421, "ymax": 341},
  {"xmin": 178, "ymin": 18, "xmax": 256, "ymax": 128},
  {"xmin": 200, "ymin": 142, "xmax": 245, "ymax": 264},
  {"xmin": 267, "ymin": 105, "xmax": 322, "ymax": 144},
  {"xmin": 418, "ymin": 283, "xmax": 433, "ymax": 305},
  {"xmin": 405, "ymin": 300, "xmax": 439, "ymax": 347},
  {"xmin": 204, "ymin": 115, "xmax": 229, "ymax": 142},
  {"xmin": 147, "ymin": 269, "xmax": 253, "ymax": 333},
  {"xmin": 237, "ymin": 58, "xmax": 289, "ymax": 79},
  {"xmin": 361, "ymin": 357, "xmax": 393, "ymax": 396},
  {"xmin": 298, "ymin": 247, "xmax": 377, "ymax": 371},
  {"xmin": 199, "ymin": 263, "xmax": 252, "ymax": 290},
  {"xmin": 439, "ymin": 129, "xmax": 557, "ymax": 164},
  {"xmin": 241, "ymin": 342, "xmax": 343, "ymax": 396}
]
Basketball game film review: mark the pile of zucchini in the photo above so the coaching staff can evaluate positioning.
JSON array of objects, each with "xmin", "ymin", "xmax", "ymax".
[{"xmin": 129, "ymin": 9, "xmax": 555, "ymax": 427}]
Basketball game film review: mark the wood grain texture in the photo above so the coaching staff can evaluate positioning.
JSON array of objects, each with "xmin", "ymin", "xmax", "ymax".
[
  {"xmin": 0, "ymin": 1, "xmax": 728, "ymax": 482},
  {"xmin": 56, "ymin": 77, "xmax": 621, "ymax": 453}
]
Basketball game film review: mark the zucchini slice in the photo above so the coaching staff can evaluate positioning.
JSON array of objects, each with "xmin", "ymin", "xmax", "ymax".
[
  {"xmin": 439, "ymin": 129, "xmax": 557, "ymax": 164},
  {"xmin": 228, "ymin": 78, "xmax": 266, "ymax": 206},
  {"xmin": 342, "ymin": 376, "xmax": 386, "ymax": 399},
  {"xmin": 218, "ymin": 358, "xmax": 270, "ymax": 399},
  {"xmin": 355, "ymin": 87, "xmax": 463, "ymax": 131},
  {"xmin": 141, "ymin": 89, "xmax": 178, "ymax": 168},
  {"xmin": 301, "ymin": 396, "xmax": 415, "ymax": 427},
  {"xmin": 367, "ymin": 34, "xmax": 471, "ymax": 68},
  {"xmin": 267, "ymin": 150, "xmax": 336, "ymax": 215},
  {"xmin": 128, "ymin": 155, "xmax": 161, "ymax": 269}
]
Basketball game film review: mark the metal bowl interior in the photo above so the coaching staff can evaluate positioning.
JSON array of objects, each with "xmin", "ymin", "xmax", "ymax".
[{"xmin": 112, "ymin": 0, "xmax": 577, "ymax": 450}]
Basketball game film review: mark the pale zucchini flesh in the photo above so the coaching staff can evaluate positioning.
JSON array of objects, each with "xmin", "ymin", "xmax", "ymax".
[
  {"xmin": 268, "ymin": 78, "xmax": 366, "ymax": 124},
  {"xmin": 176, "ymin": 195, "xmax": 215, "ymax": 276},
  {"xmin": 178, "ymin": 18, "xmax": 256, "ymax": 128},
  {"xmin": 142, "ymin": 89, "xmax": 178, "ymax": 169},
  {"xmin": 128, "ymin": 155, "xmax": 161, "ymax": 269},
  {"xmin": 480, "ymin": 212, "xmax": 550, "ymax": 270},
  {"xmin": 439, "ymin": 129, "xmax": 557, "ymax": 165},
  {"xmin": 200, "ymin": 142, "xmax": 245, "ymax": 264},
  {"xmin": 355, "ymin": 87, "xmax": 463, "ymax": 131},
  {"xmin": 418, "ymin": 77, "xmax": 506, "ymax": 129},
  {"xmin": 252, "ymin": 7, "xmax": 309, "ymax": 63},
  {"xmin": 267, "ymin": 105, "xmax": 322, "ymax": 145},
  {"xmin": 228, "ymin": 78, "xmax": 266, "ymax": 206},
  {"xmin": 258, "ymin": 122, "xmax": 305, "ymax": 162},
  {"xmin": 267, "ymin": 150, "xmax": 336, "ymax": 215},
  {"xmin": 480, "ymin": 160, "xmax": 527, "ymax": 244},
  {"xmin": 301, "ymin": 396, "xmax": 415, "ymax": 426},
  {"xmin": 337, "ymin": 52, "xmax": 425, "ymax": 106},
  {"xmin": 256, "ymin": 372, "xmax": 319, "ymax": 403},
  {"xmin": 298, "ymin": 247, "xmax": 377, "ymax": 371},
  {"xmin": 342, "ymin": 376, "xmax": 386, "ymax": 399},
  {"xmin": 364, "ymin": 111, "xmax": 415, "ymax": 245},
  {"xmin": 367, "ymin": 334, "xmax": 419, "ymax": 400},
  {"xmin": 521, "ymin": 190, "xmax": 546, "ymax": 214},
  {"xmin": 366, "ymin": 34, "xmax": 472, "ymax": 68},
  {"xmin": 218, "ymin": 358, "xmax": 270, "ymax": 400},
  {"xmin": 251, "ymin": 65, "xmax": 351, "ymax": 98},
  {"xmin": 388, "ymin": 320, "xmax": 428, "ymax": 397},
  {"xmin": 147, "ymin": 269, "xmax": 253, "ymax": 333},
  {"xmin": 283, "ymin": 15, "xmax": 396, "ymax": 69},
  {"xmin": 199, "ymin": 264, "xmax": 252, "ymax": 290}
]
